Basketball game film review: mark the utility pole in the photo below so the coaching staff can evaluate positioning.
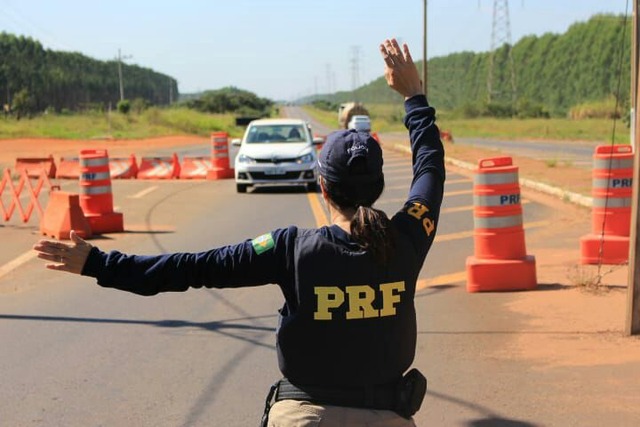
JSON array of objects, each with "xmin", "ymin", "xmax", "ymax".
[
  {"xmin": 169, "ymin": 79, "xmax": 174, "ymax": 105},
  {"xmin": 423, "ymin": 0, "xmax": 428, "ymax": 96},
  {"xmin": 627, "ymin": 0, "xmax": 640, "ymax": 336},
  {"xmin": 116, "ymin": 48, "xmax": 132, "ymax": 101}
]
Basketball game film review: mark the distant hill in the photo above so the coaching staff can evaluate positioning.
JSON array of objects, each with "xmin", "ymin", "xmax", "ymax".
[
  {"xmin": 308, "ymin": 14, "xmax": 630, "ymax": 117},
  {"xmin": 0, "ymin": 32, "xmax": 178, "ymax": 114}
]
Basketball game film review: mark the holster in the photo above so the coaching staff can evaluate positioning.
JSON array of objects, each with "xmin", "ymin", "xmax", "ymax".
[{"xmin": 394, "ymin": 368, "xmax": 427, "ymax": 419}]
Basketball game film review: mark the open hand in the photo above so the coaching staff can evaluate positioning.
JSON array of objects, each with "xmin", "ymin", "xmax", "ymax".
[
  {"xmin": 33, "ymin": 230, "xmax": 93, "ymax": 274},
  {"xmin": 379, "ymin": 38, "xmax": 423, "ymax": 99}
]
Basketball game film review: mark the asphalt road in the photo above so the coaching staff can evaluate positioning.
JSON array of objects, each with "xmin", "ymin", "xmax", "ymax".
[{"xmin": 0, "ymin": 111, "xmax": 635, "ymax": 426}]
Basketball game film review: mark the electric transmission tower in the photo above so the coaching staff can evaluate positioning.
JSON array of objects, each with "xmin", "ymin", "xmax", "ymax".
[
  {"xmin": 350, "ymin": 46, "xmax": 361, "ymax": 99},
  {"xmin": 487, "ymin": 0, "xmax": 517, "ymax": 105}
]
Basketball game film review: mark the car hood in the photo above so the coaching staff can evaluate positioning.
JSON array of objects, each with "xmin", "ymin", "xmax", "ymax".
[{"xmin": 239, "ymin": 143, "xmax": 313, "ymax": 160}]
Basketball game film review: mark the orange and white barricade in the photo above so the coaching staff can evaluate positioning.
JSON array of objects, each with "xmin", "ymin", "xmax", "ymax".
[
  {"xmin": 207, "ymin": 132, "xmax": 234, "ymax": 180},
  {"xmin": 79, "ymin": 149, "xmax": 124, "ymax": 234},
  {"xmin": 180, "ymin": 156, "xmax": 212, "ymax": 179},
  {"xmin": 580, "ymin": 145, "xmax": 633, "ymax": 264},
  {"xmin": 56, "ymin": 157, "xmax": 80, "ymax": 179},
  {"xmin": 15, "ymin": 155, "xmax": 57, "ymax": 178},
  {"xmin": 1, "ymin": 168, "xmax": 58, "ymax": 224},
  {"xmin": 466, "ymin": 157, "xmax": 537, "ymax": 292},
  {"xmin": 137, "ymin": 153, "xmax": 180, "ymax": 179},
  {"xmin": 109, "ymin": 154, "xmax": 138, "ymax": 179}
]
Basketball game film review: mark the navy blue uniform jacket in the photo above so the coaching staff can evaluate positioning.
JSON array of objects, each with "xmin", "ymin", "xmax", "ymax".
[{"xmin": 82, "ymin": 95, "xmax": 445, "ymax": 388}]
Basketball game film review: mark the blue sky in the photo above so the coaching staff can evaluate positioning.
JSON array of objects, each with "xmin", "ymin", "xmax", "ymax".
[{"xmin": 0, "ymin": 0, "xmax": 629, "ymax": 100}]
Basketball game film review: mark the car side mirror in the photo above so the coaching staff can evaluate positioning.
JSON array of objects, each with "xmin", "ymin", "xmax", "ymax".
[
  {"xmin": 231, "ymin": 138, "xmax": 242, "ymax": 146},
  {"xmin": 312, "ymin": 136, "xmax": 324, "ymax": 145}
]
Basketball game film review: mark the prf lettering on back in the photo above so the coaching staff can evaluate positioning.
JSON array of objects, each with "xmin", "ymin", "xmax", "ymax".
[
  {"xmin": 405, "ymin": 202, "xmax": 435, "ymax": 236},
  {"xmin": 314, "ymin": 281, "xmax": 405, "ymax": 320}
]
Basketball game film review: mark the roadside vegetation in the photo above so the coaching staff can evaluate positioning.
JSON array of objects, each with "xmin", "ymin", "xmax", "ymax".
[
  {"xmin": 0, "ymin": 107, "xmax": 245, "ymax": 139},
  {"xmin": 0, "ymin": 13, "xmax": 631, "ymax": 145},
  {"xmin": 303, "ymin": 103, "xmax": 630, "ymax": 145}
]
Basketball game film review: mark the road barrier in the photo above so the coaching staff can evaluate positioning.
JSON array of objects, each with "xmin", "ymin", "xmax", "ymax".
[
  {"xmin": 580, "ymin": 145, "xmax": 633, "ymax": 264},
  {"xmin": 180, "ymin": 156, "xmax": 212, "ymax": 179},
  {"xmin": 109, "ymin": 154, "xmax": 138, "ymax": 179},
  {"xmin": 79, "ymin": 149, "xmax": 124, "ymax": 234},
  {"xmin": 40, "ymin": 192, "xmax": 92, "ymax": 240},
  {"xmin": 56, "ymin": 157, "xmax": 80, "ymax": 179},
  {"xmin": 15, "ymin": 155, "xmax": 57, "ymax": 178},
  {"xmin": 441, "ymin": 130, "xmax": 454, "ymax": 143},
  {"xmin": 137, "ymin": 153, "xmax": 180, "ymax": 179},
  {"xmin": 465, "ymin": 157, "xmax": 537, "ymax": 292},
  {"xmin": 207, "ymin": 132, "xmax": 234, "ymax": 179},
  {"xmin": 1, "ymin": 168, "xmax": 58, "ymax": 223}
]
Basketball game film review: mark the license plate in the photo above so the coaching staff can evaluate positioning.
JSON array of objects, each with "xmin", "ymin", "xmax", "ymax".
[{"xmin": 265, "ymin": 168, "xmax": 285, "ymax": 175}]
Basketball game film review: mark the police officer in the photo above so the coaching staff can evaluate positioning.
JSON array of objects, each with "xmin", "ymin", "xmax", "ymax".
[{"xmin": 33, "ymin": 38, "xmax": 444, "ymax": 426}]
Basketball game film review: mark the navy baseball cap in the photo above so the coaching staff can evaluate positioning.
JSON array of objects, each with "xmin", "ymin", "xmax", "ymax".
[{"xmin": 318, "ymin": 130, "xmax": 383, "ymax": 184}]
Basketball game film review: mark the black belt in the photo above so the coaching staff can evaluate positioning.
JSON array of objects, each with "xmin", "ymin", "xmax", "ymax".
[{"xmin": 274, "ymin": 378, "xmax": 397, "ymax": 411}]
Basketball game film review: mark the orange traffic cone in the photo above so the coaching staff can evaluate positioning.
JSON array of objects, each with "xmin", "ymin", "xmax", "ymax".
[{"xmin": 466, "ymin": 157, "xmax": 537, "ymax": 292}]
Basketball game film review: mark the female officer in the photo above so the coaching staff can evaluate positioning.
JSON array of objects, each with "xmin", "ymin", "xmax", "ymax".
[{"xmin": 33, "ymin": 38, "xmax": 444, "ymax": 426}]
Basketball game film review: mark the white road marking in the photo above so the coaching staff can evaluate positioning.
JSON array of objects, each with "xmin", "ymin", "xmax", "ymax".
[
  {"xmin": 0, "ymin": 250, "xmax": 37, "ymax": 281},
  {"xmin": 127, "ymin": 186, "xmax": 158, "ymax": 199}
]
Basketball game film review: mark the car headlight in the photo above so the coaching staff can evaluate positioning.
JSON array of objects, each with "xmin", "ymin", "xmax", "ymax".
[
  {"xmin": 296, "ymin": 153, "xmax": 314, "ymax": 164},
  {"xmin": 237, "ymin": 154, "xmax": 254, "ymax": 164}
]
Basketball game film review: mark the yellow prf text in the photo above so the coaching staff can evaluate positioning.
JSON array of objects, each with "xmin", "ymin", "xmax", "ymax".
[{"xmin": 314, "ymin": 281, "xmax": 405, "ymax": 320}]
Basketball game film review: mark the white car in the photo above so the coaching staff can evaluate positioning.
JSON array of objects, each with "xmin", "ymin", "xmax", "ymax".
[
  {"xmin": 232, "ymin": 118, "xmax": 323, "ymax": 193},
  {"xmin": 347, "ymin": 115, "xmax": 371, "ymax": 132}
]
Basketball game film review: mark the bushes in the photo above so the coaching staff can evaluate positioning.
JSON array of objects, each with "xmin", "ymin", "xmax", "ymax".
[
  {"xmin": 453, "ymin": 99, "xmax": 549, "ymax": 119},
  {"xmin": 568, "ymin": 96, "xmax": 623, "ymax": 119},
  {"xmin": 117, "ymin": 99, "xmax": 131, "ymax": 114},
  {"xmin": 185, "ymin": 86, "xmax": 273, "ymax": 117}
]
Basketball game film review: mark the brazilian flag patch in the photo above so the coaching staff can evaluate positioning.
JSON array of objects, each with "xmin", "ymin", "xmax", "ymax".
[{"xmin": 252, "ymin": 233, "xmax": 275, "ymax": 255}]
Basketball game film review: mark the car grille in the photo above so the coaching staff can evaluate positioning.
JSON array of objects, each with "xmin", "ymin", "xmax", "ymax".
[
  {"xmin": 254, "ymin": 158, "xmax": 297, "ymax": 164},
  {"xmin": 249, "ymin": 171, "xmax": 302, "ymax": 180}
]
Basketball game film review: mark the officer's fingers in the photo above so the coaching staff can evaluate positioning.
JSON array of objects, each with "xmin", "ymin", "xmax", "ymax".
[
  {"xmin": 37, "ymin": 252, "xmax": 62, "ymax": 263},
  {"xmin": 403, "ymin": 43, "xmax": 413, "ymax": 63},
  {"xmin": 384, "ymin": 39, "xmax": 397, "ymax": 56},
  {"xmin": 70, "ymin": 230, "xmax": 90, "ymax": 248},
  {"xmin": 45, "ymin": 262, "xmax": 69, "ymax": 272},
  {"xmin": 33, "ymin": 240, "xmax": 62, "ymax": 257},
  {"xmin": 390, "ymin": 39, "xmax": 404, "ymax": 62},
  {"xmin": 379, "ymin": 44, "xmax": 394, "ymax": 67}
]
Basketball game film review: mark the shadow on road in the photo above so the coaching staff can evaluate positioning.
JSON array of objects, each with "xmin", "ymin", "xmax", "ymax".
[
  {"xmin": 428, "ymin": 389, "xmax": 539, "ymax": 427},
  {"xmin": 467, "ymin": 418, "xmax": 537, "ymax": 427},
  {"xmin": 0, "ymin": 313, "xmax": 278, "ymax": 349}
]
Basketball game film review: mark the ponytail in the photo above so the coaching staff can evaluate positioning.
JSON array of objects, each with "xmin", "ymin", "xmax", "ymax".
[
  {"xmin": 322, "ymin": 175, "xmax": 396, "ymax": 265},
  {"xmin": 351, "ymin": 206, "xmax": 395, "ymax": 264}
]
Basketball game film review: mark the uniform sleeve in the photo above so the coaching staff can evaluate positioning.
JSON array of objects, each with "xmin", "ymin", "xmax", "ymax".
[
  {"xmin": 80, "ymin": 227, "xmax": 297, "ymax": 296},
  {"xmin": 392, "ymin": 95, "xmax": 445, "ymax": 258}
]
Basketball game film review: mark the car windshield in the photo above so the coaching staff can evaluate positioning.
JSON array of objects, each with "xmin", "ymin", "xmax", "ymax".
[{"xmin": 246, "ymin": 124, "xmax": 307, "ymax": 143}]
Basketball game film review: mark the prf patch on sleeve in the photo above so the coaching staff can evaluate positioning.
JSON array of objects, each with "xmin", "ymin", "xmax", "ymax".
[
  {"xmin": 252, "ymin": 233, "xmax": 275, "ymax": 255},
  {"xmin": 403, "ymin": 202, "xmax": 436, "ymax": 236}
]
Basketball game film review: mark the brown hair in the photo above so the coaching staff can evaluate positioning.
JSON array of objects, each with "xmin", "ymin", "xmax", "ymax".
[{"xmin": 322, "ymin": 158, "xmax": 395, "ymax": 264}]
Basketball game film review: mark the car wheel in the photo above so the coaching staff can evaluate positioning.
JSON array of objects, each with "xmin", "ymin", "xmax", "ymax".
[
  {"xmin": 236, "ymin": 184, "xmax": 248, "ymax": 193},
  {"xmin": 306, "ymin": 182, "xmax": 318, "ymax": 193}
]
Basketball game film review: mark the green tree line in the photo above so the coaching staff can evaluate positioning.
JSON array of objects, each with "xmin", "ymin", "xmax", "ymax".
[
  {"xmin": 183, "ymin": 87, "xmax": 273, "ymax": 117},
  {"xmin": 313, "ymin": 14, "xmax": 630, "ymax": 118},
  {"xmin": 0, "ymin": 32, "xmax": 178, "ymax": 116}
]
